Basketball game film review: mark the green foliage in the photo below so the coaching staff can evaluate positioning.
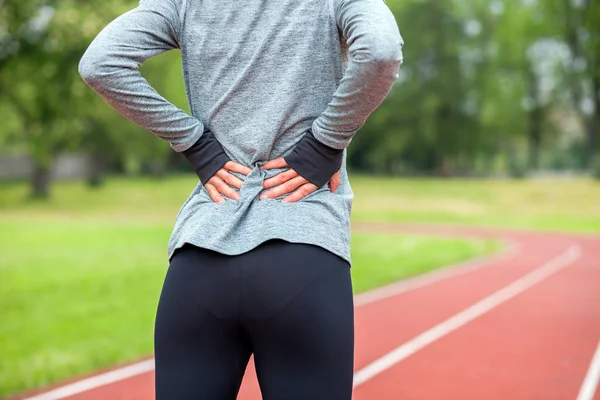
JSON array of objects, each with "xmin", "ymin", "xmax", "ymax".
[
  {"xmin": 347, "ymin": 0, "xmax": 599, "ymax": 175},
  {"xmin": 0, "ymin": 0, "xmax": 175, "ymax": 195}
]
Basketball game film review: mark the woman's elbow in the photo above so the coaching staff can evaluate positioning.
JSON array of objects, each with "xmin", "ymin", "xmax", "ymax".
[
  {"xmin": 359, "ymin": 41, "xmax": 403, "ymax": 84},
  {"xmin": 78, "ymin": 49, "xmax": 103, "ymax": 86},
  {"xmin": 368, "ymin": 35, "xmax": 404, "ymax": 68}
]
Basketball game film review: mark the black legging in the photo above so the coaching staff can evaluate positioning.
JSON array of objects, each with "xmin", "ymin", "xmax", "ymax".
[{"xmin": 154, "ymin": 239, "xmax": 354, "ymax": 399}]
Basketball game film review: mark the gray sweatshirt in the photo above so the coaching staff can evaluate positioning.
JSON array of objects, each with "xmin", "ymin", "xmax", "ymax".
[{"xmin": 79, "ymin": 0, "xmax": 404, "ymax": 265}]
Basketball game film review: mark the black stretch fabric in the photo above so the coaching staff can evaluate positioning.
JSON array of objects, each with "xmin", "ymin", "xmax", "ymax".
[
  {"xmin": 154, "ymin": 239, "xmax": 354, "ymax": 400},
  {"xmin": 284, "ymin": 130, "xmax": 344, "ymax": 187},
  {"xmin": 181, "ymin": 130, "xmax": 231, "ymax": 184}
]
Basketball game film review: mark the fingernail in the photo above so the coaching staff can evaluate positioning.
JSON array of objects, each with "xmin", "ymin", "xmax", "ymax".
[{"xmin": 260, "ymin": 195, "xmax": 266, "ymax": 200}]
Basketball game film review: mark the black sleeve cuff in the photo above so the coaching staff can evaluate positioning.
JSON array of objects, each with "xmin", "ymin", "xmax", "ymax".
[
  {"xmin": 181, "ymin": 131, "xmax": 231, "ymax": 184},
  {"xmin": 284, "ymin": 129, "xmax": 344, "ymax": 187}
]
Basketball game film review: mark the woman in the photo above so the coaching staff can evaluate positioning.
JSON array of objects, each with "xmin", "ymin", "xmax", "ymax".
[{"xmin": 79, "ymin": 0, "xmax": 403, "ymax": 398}]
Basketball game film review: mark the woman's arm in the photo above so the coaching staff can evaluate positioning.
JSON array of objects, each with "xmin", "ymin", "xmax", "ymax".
[
  {"xmin": 79, "ymin": 0, "xmax": 233, "ymax": 183},
  {"xmin": 311, "ymin": 0, "xmax": 404, "ymax": 150},
  {"xmin": 78, "ymin": 0, "xmax": 204, "ymax": 153},
  {"xmin": 282, "ymin": 0, "xmax": 404, "ymax": 189}
]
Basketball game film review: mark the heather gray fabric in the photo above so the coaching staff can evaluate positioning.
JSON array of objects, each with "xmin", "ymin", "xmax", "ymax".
[{"xmin": 79, "ymin": 0, "xmax": 404, "ymax": 264}]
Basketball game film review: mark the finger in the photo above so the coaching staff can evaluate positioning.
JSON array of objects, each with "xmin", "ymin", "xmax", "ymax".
[
  {"xmin": 329, "ymin": 171, "xmax": 341, "ymax": 193},
  {"xmin": 224, "ymin": 161, "xmax": 252, "ymax": 176},
  {"xmin": 217, "ymin": 169, "xmax": 244, "ymax": 189},
  {"xmin": 282, "ymin": 183, "xmax": 318, "ymax": 203},
  {"xmin": 260, "ymin": 175, "xmax": 307, "ymax": 200},
  {"xmin": 260, "ymin": 158, "xmax": 288, "ymax": 170},
  {"xmin": 211, "ymin": 176, "xmax": 241, "ymax": 200},
  {"xmin": 263, "ymin": 169, "xmax": 299, "ymax": 189},
  {"xmin": 205, "ymin": 183, "xmax": 225, "ymax": 203}
]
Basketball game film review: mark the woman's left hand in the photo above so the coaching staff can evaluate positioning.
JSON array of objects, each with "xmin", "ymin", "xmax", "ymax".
[{"xmin": 260, "ymin": 158, "xmax": 340, "ymax": 203}]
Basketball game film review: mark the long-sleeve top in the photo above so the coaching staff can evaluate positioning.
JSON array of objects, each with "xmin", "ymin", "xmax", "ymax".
[{"xmin": 79, "ymin": 0, "xmax": 404, "ymax": 264}]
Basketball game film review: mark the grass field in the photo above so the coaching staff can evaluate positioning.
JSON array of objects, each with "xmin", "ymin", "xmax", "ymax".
[
  {"xmin": 350, "ymin": 176, "xmax": 600, "ymax": 233},
  {"xmin": 2, "ymin": 175, "xmax": 598, "ymax": 397}
]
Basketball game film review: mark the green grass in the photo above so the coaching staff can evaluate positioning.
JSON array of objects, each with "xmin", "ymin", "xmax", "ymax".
[
  {"xmin": 350, "ymin": 233, "xmax": 500, "ymax": 293},
  {"xmin": 350, "ymin": 176, "xmax": 600, "ymax": 233},
  {"xmin": 7, "ymin": 174, "xmax": 597, "ymax": 396},
  {"xmin": 0, "ymin": 221, "xmax": 168, "ymax": 397}
]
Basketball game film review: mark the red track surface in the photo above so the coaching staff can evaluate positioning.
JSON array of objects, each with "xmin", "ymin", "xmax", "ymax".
[{"xmin": 16, "ymin": 224, "xmax": 600, "ymax": 400}]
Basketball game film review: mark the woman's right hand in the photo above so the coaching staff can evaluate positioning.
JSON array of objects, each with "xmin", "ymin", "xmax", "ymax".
[{"xmin": 205, "ymin": 161, "xmax": 252, "ymax": 203}]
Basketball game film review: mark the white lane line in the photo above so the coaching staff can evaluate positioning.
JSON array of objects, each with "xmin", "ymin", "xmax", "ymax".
[
  {"xmin": 19, "ymin": 240, "xmax": 518, "ymax": 400},
  {"xmin": 22, "ymin": 360, "xmax": 155, "ymax": 400},
  {"xmin": 577, "ymin": 340, "xmax": 600, "ymax": 400},
  {"xmin": 353, "ymin": 245, "xmax": 582, "ymax": 388},
  {"xmin": 354, "ymin": 241, "xmax": 518, "ymax": 307}
]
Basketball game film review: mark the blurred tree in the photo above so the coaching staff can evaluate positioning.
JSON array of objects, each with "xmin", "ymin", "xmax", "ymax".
[
  {"xmin": 350, "ymin": 0, "xmax": 478, "ymax": 176},
  {"xmin": 1, "ymin": 0, "xmax": 109, "ymax": 196},
  {"xmin": 349, "ymin": 0, "xmax": 592, "ymax": 176},
  {"xmin": 1, "ymin": 0, "xmax": 598, "ymax": 184},
  {"xmin": 493, "ymin": 0, "xmax": 559, "ymax": 171},
  {"xmin": 559, "ymin": 0, "xmax": 600, "ymax": 169},
  {"xmin": 0, "ymin": 0, "xmax": 180, "ymax": 196},
  {"xmin": 0, "ymin": 5, "xmax": 83, "ymax": 195}
]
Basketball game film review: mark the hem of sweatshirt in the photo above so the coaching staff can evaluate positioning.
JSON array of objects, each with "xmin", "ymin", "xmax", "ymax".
[
  {"xmin": 165, "ymin": 187, "xmax": 353, "ymax": 266},
  {"xmin": 168, "ymin": 234, "xmax": 351, "ymax": 267}
]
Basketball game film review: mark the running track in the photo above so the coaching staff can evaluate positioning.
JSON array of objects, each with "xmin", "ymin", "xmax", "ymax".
[{"xmin": 15, "ymin": 224, "xmax": 600, "ymax": 400}]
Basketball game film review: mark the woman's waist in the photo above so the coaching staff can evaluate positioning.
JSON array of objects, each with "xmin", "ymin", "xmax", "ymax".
[
  {"xmin": 176, "ymin": 187, "xmax": 352, "ymax": 242},
  {"xmin": 178, "ymin": 168, "xmax": 352, "ymax": 220}
]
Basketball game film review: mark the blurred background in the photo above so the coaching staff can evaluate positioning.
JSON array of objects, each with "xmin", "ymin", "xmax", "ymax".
[
  {"xmin": 1, "ymin": 0, "xmax": 599, "ymax": 187},
  {"xmin": 1, "ymin": 0, "xmax": 599, "ymax": 398}
]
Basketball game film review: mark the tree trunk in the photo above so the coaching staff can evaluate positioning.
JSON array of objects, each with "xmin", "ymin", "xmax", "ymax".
[
  {"xmin": 167, "ymin": 148, "xmax": 186, "ymax": 171},
  {"xmin": 527, "ymin": 67, "xmax": 543, "ymax": 170},
  {"xmin": 528, "ymin": 109, "xmax": 542, "ymax": 170},
  {"xmin": 145, "ymin": 160, "xmax": 166, "ymax": 178},
  {"xmin": 30, "ymin": 162, "xmax": 52, "ymax": 199},
  {"xmin": 87, "ymin": 152, "xmax": 104, "ymax": 188},
  {"xmin": 587, "ymin": 73, "xmax": 599, "ymax": 170},
  {"xmin": 563, "ymin": 0, "xmax": 597, "ymax": 169}
]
